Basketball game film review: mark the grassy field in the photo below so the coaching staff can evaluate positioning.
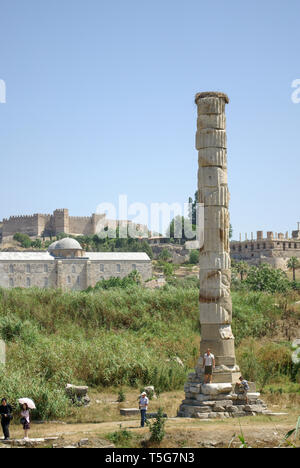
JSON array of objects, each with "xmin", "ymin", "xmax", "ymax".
[{"xmin": 0, "ymin": 284, "xmax": 299, "ymax": 421}]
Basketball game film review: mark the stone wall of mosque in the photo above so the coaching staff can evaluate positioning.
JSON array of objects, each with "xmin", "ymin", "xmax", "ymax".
[{"xmin": 0, "ymin": 259, "xmax": 152, "ymax": 290}]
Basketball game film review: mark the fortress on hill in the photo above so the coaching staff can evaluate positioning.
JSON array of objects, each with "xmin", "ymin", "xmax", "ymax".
[
  {"xmin": 0, "ymin": 208, "xmax": 148, "ymax": 242},
  {"xmin": 231, "ymin": 224, "xmax": 300, "ymax": 269}
]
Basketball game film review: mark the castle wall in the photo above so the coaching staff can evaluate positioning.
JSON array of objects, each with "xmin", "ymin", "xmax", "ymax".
[
  {"xmin": 69, "ymin": 217, "xmax": 94, "ymax": 236},
  {"xmin": 2, "ymin": 215, "xmax": 40, "ymax": 238}
]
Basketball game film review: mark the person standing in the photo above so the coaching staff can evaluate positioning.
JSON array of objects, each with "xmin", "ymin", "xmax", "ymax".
[
  {"xmin": 237, "ymin": 376, "xmax": 250, "ymax": 404},
  {"xmin": 20, "ymin": 403, "xmax": 31, "ymax": 440},
  {"xmin": 0, "ymin": 398, "xmax": 13, "ymax": 440},
  {"xmin": 203, "ymin": 349, "xmax": 215, "ymax": 384},
  {"xmin": 139, "ymin": 391, "xmax": 149, "ymax": 428}
]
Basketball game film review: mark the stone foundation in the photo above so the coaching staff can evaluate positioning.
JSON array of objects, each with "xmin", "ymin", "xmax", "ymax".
[{"xmin": 178, "ymin": 380, "xmax": 267, "ymax": 419}]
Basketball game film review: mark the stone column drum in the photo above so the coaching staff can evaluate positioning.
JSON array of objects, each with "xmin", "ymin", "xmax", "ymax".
[
  {"xmin": 178, "ymin": 93, "xmax": 266, "ymax": 419},
  {"xmin": 196, "ymin": 92, "xmax": 239, "ymax": 384}
]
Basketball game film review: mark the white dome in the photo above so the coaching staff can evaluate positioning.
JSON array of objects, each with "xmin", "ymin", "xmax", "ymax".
[{"xmin": 48, "ymin": 238, "xmax": 82, "ymax": 251}]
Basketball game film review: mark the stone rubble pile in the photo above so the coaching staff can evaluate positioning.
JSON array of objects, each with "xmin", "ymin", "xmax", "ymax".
[{"xmin": 178, "ymin": 380, "xmax": 267, "ymax": 419}]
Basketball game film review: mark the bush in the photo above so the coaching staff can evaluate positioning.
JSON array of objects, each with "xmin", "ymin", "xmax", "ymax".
[
  {"xmin": 107, "ymin": 426, "xmax": 133, "ymax": 448},
  {"xmin": 245, "ymin": 264, "xmax": 291, "ymax": 294},
  {"xmin": 118, "ymin": 389, "xmax": 126, "ymax": 402},
  {"xmin": 189, "ymin": 250, "xmax": 199, "ymax": 265},
  {"xmin": 237, "ymin": 339, "xmax": 294, "ymax": 389},
  {"xmin": 147, "ymin": 407, "xmax": 166, "ymax": 443}
]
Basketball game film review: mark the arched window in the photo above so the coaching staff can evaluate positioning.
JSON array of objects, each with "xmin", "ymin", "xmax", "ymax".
[
  {"xmin": 117, "ymin": 264, "xmax": 121, "ymax": 273},
  {"xmin": 9, "ymin": 265, "xmax": 14, "ymax": 274},
  {"xmin": 100, "ymin": 264, "xmax": 104, "ymax": 272},
  {"xmin": 67, "ymin": 276, "xmax": 71, "ymax": 284},
  {"xmin": 72, "ymin": 265, "xmax": 76, "ymax": 274},
  {"xmin": 26, "ymin": 264, "xmax": 31, "ymax": 273},
  {"xmin": 26, "ymin": 277, "xmax": 31, "ymax": 287},
  {"xmin": 44, "ymin": 264, "xmax": 48, "ymax": 273},
  {"xmin": 9, "ymin": 278, "xmax": 14, "ymax": 288},
  {"xmin": 44, "ymin": 278, "xmax": 48, "ymax": 288},
  {"xmin": 132, "ymin": 264, "xmax": 137, "ymax": 271}
]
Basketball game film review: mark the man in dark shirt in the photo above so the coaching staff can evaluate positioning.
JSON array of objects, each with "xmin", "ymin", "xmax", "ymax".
[{"xmin": 0, "ymin": 398, "xmax": 13, "ymax": 440}]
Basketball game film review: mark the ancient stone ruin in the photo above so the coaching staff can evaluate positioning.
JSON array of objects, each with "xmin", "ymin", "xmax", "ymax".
[
  {"xmin": 178, "ymin": 92, "xmax": 267, "ymax": 419},
  {"xmin": 0, "ymin": 339, "xmax": 5, "ymax": 365}
]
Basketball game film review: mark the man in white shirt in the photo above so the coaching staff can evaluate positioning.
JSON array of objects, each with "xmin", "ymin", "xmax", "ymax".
[
  {"xmin": 139, "ymin": 392, "xmax": 149, "ymax": 428},
  {"xmin": 203, "ymin": 349, "xmax": 215, "ymax": 384}
]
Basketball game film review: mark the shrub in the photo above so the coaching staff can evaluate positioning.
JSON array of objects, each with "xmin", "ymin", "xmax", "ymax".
[
  {"xmin": 118, "ymin": 389, "xmax": 126, "ymax": 402},
  {"xmin": 189, "ymin": 250, "xmax": 199, "ymax": 265},
  {"xmin": 147, "ymin": 407, "xmax": 166, "ymax": 443},
  {"xmin": 245, "ymin": 264, "xmax": 291, "ymax": 294},
  {"xmin": 107, "ymin": 426, "xmax": 133, "ymax": 448}
]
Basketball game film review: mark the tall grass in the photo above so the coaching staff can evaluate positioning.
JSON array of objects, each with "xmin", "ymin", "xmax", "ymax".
[
  {"xmin": 0, "ymin": 286, "xmax": 298, "ymax": 419},
  {"xmin": 0, "ymin": 286, "xmax": 199, "ymax": 419}
]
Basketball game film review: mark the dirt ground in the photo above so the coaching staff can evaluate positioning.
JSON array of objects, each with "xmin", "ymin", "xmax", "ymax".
[{"xmin": 2, "ymin": 390, "xmax": 300, "ymax": 448}]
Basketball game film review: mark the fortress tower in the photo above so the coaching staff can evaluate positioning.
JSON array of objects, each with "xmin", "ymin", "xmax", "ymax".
[{"xmin": 53, "ymin": 209, "xmax": 70, "ymax": 235}]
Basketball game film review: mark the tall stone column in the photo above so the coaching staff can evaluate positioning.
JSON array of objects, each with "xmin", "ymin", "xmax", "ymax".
[
  {"xmin": 178, "ymin": 93, "xmax": 267, "ymax": 419},
  {"xmin": 195, "ymin": 92, "xmax": 239, "ymax": 384}
]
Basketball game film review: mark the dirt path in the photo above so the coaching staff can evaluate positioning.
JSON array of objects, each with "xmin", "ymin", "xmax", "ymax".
[{"xmin": 6, "ymin": 414, "xmax": 298, "ymax": 448}]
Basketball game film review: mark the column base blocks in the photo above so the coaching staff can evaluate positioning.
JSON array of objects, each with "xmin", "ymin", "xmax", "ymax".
[{"xmin": 178, "ymin": 381, "xmax": 267, "ymax": 419}]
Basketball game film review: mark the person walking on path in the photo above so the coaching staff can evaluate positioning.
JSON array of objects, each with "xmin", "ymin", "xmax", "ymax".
[
  {"xmin": 0, "ymin": 398, "xmax": 13, "ymax": 440},
  {"xmin": 20, "ymin": 403, "xmax": 31, "ymax": 440},
  {"xmin": 237, "ymin": 376, "xmax": 250, "ymax": 404},
  {"xmin": 139, "ymin": 391, "xmax": 149, "ymax": 428},
  {"xmin": 203, "ymin": 349, "xmax": 215, "ymax": 384}
]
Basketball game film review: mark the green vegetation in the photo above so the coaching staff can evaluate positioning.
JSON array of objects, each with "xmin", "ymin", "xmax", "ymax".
[
  {"xmin": 0, "ymin": 286, "xmax": 199, "ymax": 419},
  {"xmin": 106, "ymin": 426, "xmax": 134, "ymax": 448},
  {"xmin": 1, "ymin": 264, "xmax": 300, "ymax": 420},
  {"xmin": 189, "ymin": 249, "xmax": 199, "ymax": 265},
  {"xmin": 13, "ymin": 233, "xmax": 42, "ymax": 249},
  {"xmin": 147, "ymin": 407, "xmax": 166, "ymax": 443}
]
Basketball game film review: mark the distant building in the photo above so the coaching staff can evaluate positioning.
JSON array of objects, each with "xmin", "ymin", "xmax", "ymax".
[
  {"xmin": 231, "ymin": 225, "xmax": 300, "ymax": 269},
  {"xmin": 0, "ymin": 208, "xmax": 148, "ymax": 241},
  {"xmin": 0, "ymin": 238, "xmax": 152, "ymax": 290}
]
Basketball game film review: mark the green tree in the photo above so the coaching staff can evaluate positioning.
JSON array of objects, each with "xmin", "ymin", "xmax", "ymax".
[
  {"xmin": 13, "ymin": 233, "xmax": 32, "ymax": 248},
  {"xmin": 287, "ymin": 257, "xmax": 300, "ymax": 282},
  {"xmin": 236, "ymin": 261, "xmax": 249, "ymax": 281},
  {"xmin": 245, "ymin": 264, "xmax": 291, "ymax": 294}
]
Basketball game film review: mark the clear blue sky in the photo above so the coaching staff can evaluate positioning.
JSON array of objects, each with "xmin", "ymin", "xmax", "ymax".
[{"xmin": 0, "ymin": 0, "xmax": 299, "ymax": 238}]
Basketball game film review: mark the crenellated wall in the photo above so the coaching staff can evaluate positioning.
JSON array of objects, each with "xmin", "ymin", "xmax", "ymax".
[{"xmin": 0, "ymin": 209, "xmax": 149, "ymax": 240}]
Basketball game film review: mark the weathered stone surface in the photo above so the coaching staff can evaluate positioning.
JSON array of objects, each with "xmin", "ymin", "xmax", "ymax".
[
  {"xmin": 0, "ymin": 340, "xmax": 5, "ymax": 365},
  {"xmin": 201, "ymin": 383, "xmax": 233, "ymax": 395},
  {"xmin": 194, "ymin": 406, "xmax": 213, "ymax": 413},
  {"xmin": 213, "ymin": 405, "xmax": 225, "ymax": 412},
  {"xmin": 195, "ymin": 413, "xmax": 210, "ymax": 419},
  {"xmin": 244, "ymin": 405, "xmax": 264, "ymax": 413},
  {"xmin": 66, "ymin": 384, "xmax": 89, "ymax": 397},
  {"xmin": 198, "ymin": 148, "xmax": 227, "ymax": 169},
  {"xmin": 197, "ymin": 114, "xmax": 226, "ymax": 130},
  {"xmin": 120, "ymin": 408, "xmax": 140, "ymax": 417}
]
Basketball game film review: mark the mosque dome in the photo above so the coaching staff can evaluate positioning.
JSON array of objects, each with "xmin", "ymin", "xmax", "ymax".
[{"xmin": 48, "ymin": 238, "xmax": 83, "ymax": 252}]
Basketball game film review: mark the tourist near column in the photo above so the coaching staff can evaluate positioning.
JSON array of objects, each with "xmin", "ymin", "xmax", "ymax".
[
  {"xmin": 179, "ymin": 92, "xmax": 267, "ymax": 419},
  {"xmin": 196, "ymin": 92, "xmax": 239, "ymax": 384}
]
